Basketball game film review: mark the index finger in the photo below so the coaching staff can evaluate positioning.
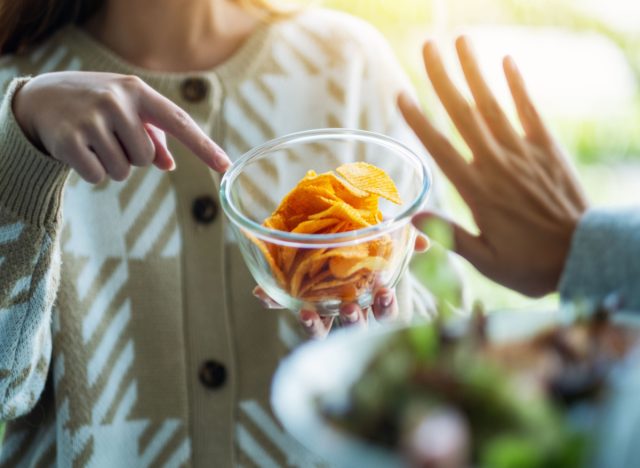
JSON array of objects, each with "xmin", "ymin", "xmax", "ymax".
[
  {"xmin": 423, "ymin": 40, "xmax": 497, "ymax": 160},
  {"xmin": 398, "ymin": 92, "xmax": 478, "ymax": 199},
  {"xmin": 138, "ymin": 85, "xmax": 231, "ymax": 171},
  {"xmin": 456, "ymin": 36, "xmax": 523, "ymax": 153}
]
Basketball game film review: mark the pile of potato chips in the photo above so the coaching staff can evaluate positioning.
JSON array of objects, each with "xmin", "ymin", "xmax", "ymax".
[{"xmin": 254, "ymin": 162, "xmax": 402, "ymax": 303}]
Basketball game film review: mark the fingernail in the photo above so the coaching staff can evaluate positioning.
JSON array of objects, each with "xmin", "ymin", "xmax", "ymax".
[
  {"xmin": 218, "ymin": 155, "xmax": 231, "ymax": 172},
  {"xmin": 346, "ymin": 312, "xmax": 358, "ymax": 323},
  {"xmin": 414, "ymin": 234, "xmax": 430, "ymax": 253},
  {"xmin": 380, "ymin": 293, "xmax": 393, "ymax": 309},
  {"xmin": 300, "ymin": 310, "xmax": 314, "ymax": 328},
  {"xmin": 342, "ymin": 305, "xmax": 359, "ymax": 323}
]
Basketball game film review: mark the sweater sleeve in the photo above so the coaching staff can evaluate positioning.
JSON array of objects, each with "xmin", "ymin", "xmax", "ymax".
[
  {"xmin": 558, "ymin": 207, "xmax": 640, "ymax": 311},
  {"xmin": 0, "ymin": 78, "xmax": 70, "ymax": 420}
]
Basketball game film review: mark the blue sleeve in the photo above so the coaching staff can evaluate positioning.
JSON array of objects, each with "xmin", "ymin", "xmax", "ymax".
[{"xmin": 559, "ymin": 207, "xmax": 640, "ymax": 310}]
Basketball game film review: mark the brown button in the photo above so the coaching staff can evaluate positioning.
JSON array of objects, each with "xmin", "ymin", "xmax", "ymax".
[
  {"xmin": 192, "ymin": 196, "xmax": 218, "ymax": 224},
  {"xmin": 181, "ymin": 77, "xmax": 209, "ymax": 103},
  {"xmin": 199, "ymin": 360, "xmax": 227, "ymax": 389}
]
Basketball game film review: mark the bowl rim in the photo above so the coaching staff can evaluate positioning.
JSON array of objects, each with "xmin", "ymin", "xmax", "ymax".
[{"xmin": 219, "ymin": 128, "xmax": 432, "ymax": 248}]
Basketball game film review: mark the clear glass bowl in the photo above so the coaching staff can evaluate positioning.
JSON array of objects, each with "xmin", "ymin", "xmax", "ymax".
[{"xmin": 220, "ymin": 129, "xmax": 431, "ymax": 316}]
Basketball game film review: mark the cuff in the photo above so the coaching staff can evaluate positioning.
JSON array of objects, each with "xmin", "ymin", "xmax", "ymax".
[
  {"xmin": 0, "ymin": 77, "xmax": 70, "ymax": 227},
  {"xmin": 558, "ymin": 207, "xmax": 640, "ymax": 310}
]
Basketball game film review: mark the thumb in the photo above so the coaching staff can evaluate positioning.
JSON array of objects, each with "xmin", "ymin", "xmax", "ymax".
[
  {"xmin": 145, "ymin": 124, "xmax": 176, "ymax": 171},
  {"xmin": 412, "ymin": 212, "xmax": 491, "ymax": 269}
]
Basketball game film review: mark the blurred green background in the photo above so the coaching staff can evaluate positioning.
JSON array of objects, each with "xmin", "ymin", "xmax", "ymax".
[{"xmin": 304, "ymin": 0, "xmax": 640, "ymax": 313}]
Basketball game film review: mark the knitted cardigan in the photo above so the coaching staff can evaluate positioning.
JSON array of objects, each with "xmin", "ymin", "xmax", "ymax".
[{"xmin": 0, "ymin": 9, "xmax": 442, "ymax": 467}]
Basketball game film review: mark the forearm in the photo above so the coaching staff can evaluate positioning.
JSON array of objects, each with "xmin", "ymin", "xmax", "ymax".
[
  {"xmin": 559, "ymin": 207, "xmax": 640, "ymax": 310},
  {"xmin": 0, "ymin": 223, "xmax": 58, "ymax": 419},
  {"xmin": 0, "ymin": 79, "xmax": 69, "ymax": 419}
]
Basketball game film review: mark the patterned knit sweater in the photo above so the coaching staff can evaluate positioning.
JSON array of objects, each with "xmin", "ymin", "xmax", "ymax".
[{"xmin": 0, "ymin": 9, "xmax": 443, "ymax": 467}]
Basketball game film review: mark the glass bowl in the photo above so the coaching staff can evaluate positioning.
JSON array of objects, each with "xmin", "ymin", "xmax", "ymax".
[{"xmin": 220, "ymin": 129, "xmax": 431, "ymax": 316}]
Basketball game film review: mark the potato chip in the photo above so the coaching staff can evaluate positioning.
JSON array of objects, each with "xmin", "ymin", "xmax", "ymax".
[
  {"xmin": 303, "ymin": 283, "xmax": 359, "ymax": 302},
  {"xmin": 304, "ymin": 244, "xmax": 364, "ymax": 279},
  {"xmin": 254, "ymin": 161, "xmax": 402, "ymax": 304},
  {"xmin": 245, "ymin": 231, "xmax": 287, "ymax": 287},
  {"xmin": 289, "ymin": 254, "xmax": 316, "ymax": 297},
  {"xmin": 297, "ymin": 171, "xmax": 369, "ymax": 199},
  {"xmin": 279, "ymin": 246, "xmax": 298, "ymax": 275},
  {"xmin": 329, "ymin": 256, "xmax": 388, "ymax": 279},
  {"xmin": 367, "ymin": 235, "xmax": 393, "ymax": 258},
  {"xmin": 299, "ymin": 270, "xmax": 333, "ymax": 296},
  {"xmin": 336, "ymin": 162, "xmax": 402, "ymax": 204},
  {"xmin": 264, "ymin": 213, "xmax": 287, "ymax": 231},
  {"xmin": 292, "ymin": 218, "xmax": 340, "ymax": 234},
  {"xmin": 309, "ymin": 201, "xmax": 371, "ymax": 228},
  {"xmin": 275, "ymin": 186, "xmax": 339, "ymax": 221},
  {"xmin": 307, "ymin": 258, "xmax": 328, "ymax": 280}
]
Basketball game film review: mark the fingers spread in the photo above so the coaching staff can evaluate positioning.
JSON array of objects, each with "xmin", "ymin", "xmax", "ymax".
[
  {"xmin": 398, "ymin": 92, "xmax": 474, "ymax": 194},
  {"xmin": 137, "ymin": 85, "xmax": 231, "ymax": 171},
  {"xmin": 299, "ymin": 309, "xmax": 333, "ymax": 340},
  {"xmin": 503, "ymin": 56, "xmax": 552, "ymax": 147},
  {"xmin": 372, "ymin": 288, "xmax": 398, "ymax": 322},
  {"xmin": 422, "ymin": 40, "xmax": 497, "ymax": 159},
  {"xmin": 456, "ymin": 36, "xmax": 523, "ymax": 154}
]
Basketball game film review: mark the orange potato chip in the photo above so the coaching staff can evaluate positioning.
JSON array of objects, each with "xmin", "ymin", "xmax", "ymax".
[
  {"xmin": 245, "ymin": 231, "xmax": 287, "ymax": 287},
  {"xmin": 296, "ymin": 171, "xmax": 369, "ymax": 199},
  {"xmin": 292, "ymin": 218, "xmax": 340, "ymax": 234},
  {"xmin": 304, "ymin": 272, "xmax": 365, "ymax": 293},
  {"xmin": 348, "ymin": 193, "xmax": 379, "ymax": 213},
  {"xmin": 307, "ymin": 253, "xmax": 329, "ymax": 279},
  {"xmin": 367, "ymin": 235, "xmax": 393, "ymax": 258},
  {"xmin": 286, "ymin": 214, "xmax": 306, "ymax": 231},
  {"xmin": 254, "ymin": 162, "xmax": 402, "ymax": 304},
  {"xmin": 303, "ymin": 283, "xmax": 359, "ymax": 302},
  {"xmin": 336, "ymin": 162, "xmax": 402, "ymax": 205},
  {"xmin": 299, "ymin": 270, "xmax": 334, "ymax": 296},
  {"xmin": 290, "ymin": 254, "xmax": 317, "ymax": 297},
  {"xmin": 309, "ymin": 201, "xmax": 371, "ymax": 228},
  {"xmin": 264, "ymin": 213, "xmax": 287, "ymax": 231},
  {"xmin": 329, "ymin": 256, "xmax": 388, "ymax": 279},
  {"xmin": 275, "ymin": 186, "xmax": 339, "ymax": 221},
  {"xmin": 304, "ymin": 243, "xmax": 368, "ymax": 279}
]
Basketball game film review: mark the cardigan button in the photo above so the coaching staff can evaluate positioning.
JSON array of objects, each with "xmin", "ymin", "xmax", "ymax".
[
  {"xmin": 199, "ymin": 360, "xmax": 227, "ymax": 389},
  {"xmin": 181, "ymin": 77, "xmax": 209, "ymax": 103},
  {"xmin": 192, "ymin": 196, "xmax": 218, "ymax": 224}
]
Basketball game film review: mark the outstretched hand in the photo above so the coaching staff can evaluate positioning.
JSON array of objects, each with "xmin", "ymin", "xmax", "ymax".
[{"xmin": 399, "ymin": 36, "xmax": 587, "ymax": 297}]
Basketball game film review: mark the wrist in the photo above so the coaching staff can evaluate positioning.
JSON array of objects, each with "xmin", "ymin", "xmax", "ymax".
[{"xmin": 12, "ymin": 80, "xmax": 45, "ymax": 152}]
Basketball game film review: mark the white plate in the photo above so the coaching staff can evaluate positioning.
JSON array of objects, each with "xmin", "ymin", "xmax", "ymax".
[
  {"xmin": 271, "ymin": 325, "xmax": 402, "ymax": 468},
  {"xmin": 270, "ymin": 309, "xmax": 640, "ymax": 468}
]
